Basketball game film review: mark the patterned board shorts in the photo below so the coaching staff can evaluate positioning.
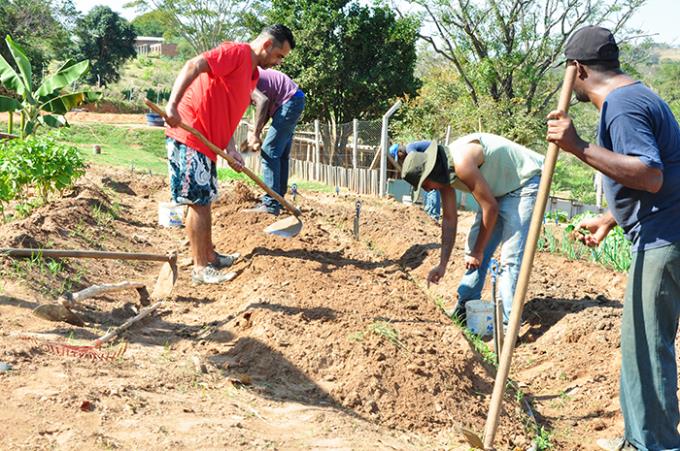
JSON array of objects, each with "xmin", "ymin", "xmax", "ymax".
[{"xmin": 167, "ymin": 138, "xmax": 218, "ymax": 206}]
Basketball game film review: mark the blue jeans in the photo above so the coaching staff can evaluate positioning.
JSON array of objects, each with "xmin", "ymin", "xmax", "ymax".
[
  {"xmin": 456, "ymin": 175, "xmax": 540, "ymax": 322},
  {"xmin": 424, "ymin": 189, "xmax": 441, "ymax": 221},
  {"xmin": 621, "ymin": 241, "xmax": 680, "ymax": 451},
  {"xmin": 261, "ymin": 92, "xmax": 305, "ymax": 213}
]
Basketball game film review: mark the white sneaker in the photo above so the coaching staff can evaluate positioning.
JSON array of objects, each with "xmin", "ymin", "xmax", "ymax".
[
  {"xmin": 209, "ymin": 251, "xmax": 240, "ymax": 269},
  {"xmin": 191, "ymin": 266, "xmax": 236, "ymax": 284},
  {"xmin": 596, "ymin": 437, "xmax": 637, "ymax": 451}
]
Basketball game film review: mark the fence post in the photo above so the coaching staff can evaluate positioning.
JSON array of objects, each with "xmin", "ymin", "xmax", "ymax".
[
  {"xmin": 380, "ymin": 100, "xmax": 402, "ymax": 197},
  {"xmin": 314, "ymin": 119, "xmax": 321, "ymax": 180},
  {"xmin": 595, "ymin": 171, "xmax": 603, "ymax": 209},
  {"xmin": 445, "ymin": 125, "xmax": 451, "ymax": 145},
  {"xmin": 352, "ymin": 118, "xmax": 358, "ymax": 169}
]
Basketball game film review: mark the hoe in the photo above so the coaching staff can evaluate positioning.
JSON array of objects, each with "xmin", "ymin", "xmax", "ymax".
[
  {"xmin": 0, "ymin": 248, "xmax": 177, "ymax": 325},
  {"xmin": 461, "ymin": 64, "xmax": 577, "ymax": 449},
  {"xmin": 145, "ymin": 99, "xmax": 304, "ymax": 238}
]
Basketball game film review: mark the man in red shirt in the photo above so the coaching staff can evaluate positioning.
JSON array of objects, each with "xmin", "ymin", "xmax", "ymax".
[{"xmin": 164, "ymin": 24, "xmax": 295, "ymax": 284}]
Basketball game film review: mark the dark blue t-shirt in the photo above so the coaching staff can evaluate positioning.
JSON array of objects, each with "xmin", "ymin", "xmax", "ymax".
[{"xmin": 598, "ymin": 81, "xmax": 680, "ymax": 251}]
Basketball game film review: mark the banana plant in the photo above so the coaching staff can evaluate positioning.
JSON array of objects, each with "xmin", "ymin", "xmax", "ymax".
[{"xmin": 0, "ymin": 35, "xmax": 101, "ymax": 138}]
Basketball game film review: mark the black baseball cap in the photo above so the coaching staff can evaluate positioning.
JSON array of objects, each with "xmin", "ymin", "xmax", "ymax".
[{"xmin": 564, "ymin": 25, "xmax": 619, "ymax": 61}]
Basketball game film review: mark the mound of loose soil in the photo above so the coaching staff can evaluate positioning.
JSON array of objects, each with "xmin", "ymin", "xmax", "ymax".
[
  {"xmin": 0, "ymin": 164, "xmax": 643, "ymax": 450},
  {"xmin": 169, "ymin": 182, "xmax": 530, "ymax": 446}
]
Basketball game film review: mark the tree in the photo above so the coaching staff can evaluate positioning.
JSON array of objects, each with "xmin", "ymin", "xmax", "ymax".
[
  {"xmin": 74, "ymin": 6, "xmax": 137, "ymax": 86},
  {"xmin": 0, "ymin": 0, "xmax": 78, "ymax": 86},
  {"xmin": 131, "ymin": 9, "xmax": 173, "ymax": 38},
  {"xmin": 253, "ymin": 0, "xmax": 420, "ymax": 164},
  {"xmin": 651, "ymin": 61, "xmax": 680, "ymax": 118},
  {"xmin": 408, "ymin": 0, "xmax": 646, "ymax": 116},
  {"xmin": 394, "ymin": 55, "xmax": 545, "ymax": 146},
  {"xmin": 125, "ymin": 0, "xmax": 257, "ymax": 53},
  {"xmin": 0, "ymin": 36, "xmax": 100, "ymax": 137}
]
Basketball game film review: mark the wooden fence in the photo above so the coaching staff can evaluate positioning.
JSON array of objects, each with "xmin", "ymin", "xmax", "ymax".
[
  {"xmin": 220, "ymin": 122, "xmax": 384, "ymax": 195},
  {"xmin": 241, "ymin": 154, "xmax": 381, "ymax": 195}
]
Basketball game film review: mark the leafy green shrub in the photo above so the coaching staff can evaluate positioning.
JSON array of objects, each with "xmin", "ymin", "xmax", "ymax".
[
  {"xmin": 0, "ymin": 36, "xmax": 100, "ymax": 137},
  {"xmin": 0, "ymin": 170, "xmax": 16, "ymax": 220},
  {"xmin": 0, "ymin": 134, "xmax": 85, "ymax": 204},
  {"xmin": 544, "ymin": 210, "xmax": 568, "ymax": 224},
  {"xmin": 539, "ymin": 212, "xmax": 632, "ymax": 272}
]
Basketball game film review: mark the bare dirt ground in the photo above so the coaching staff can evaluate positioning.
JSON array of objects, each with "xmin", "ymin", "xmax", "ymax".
[
  {"xmin": 0, "ymin": 112, "xmax": 147, "ymax": 126},
  {"xmin": 0, "ymin": 162, "xmax": 636, "ymax": 450}
]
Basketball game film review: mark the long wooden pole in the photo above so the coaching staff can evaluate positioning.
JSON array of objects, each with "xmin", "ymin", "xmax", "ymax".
[
  {"xmin": 144, "ymin": 100, "xmax": 301, "ymax": 217},
  {"xmin": 482, "ymin": 64, "xmax": 577, "ymax": 449},
  {"xmin": 1, "ymin": 248, "xmax": 174, "ymax": 262}
]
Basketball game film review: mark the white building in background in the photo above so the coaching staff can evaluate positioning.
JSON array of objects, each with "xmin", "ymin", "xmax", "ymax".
[{"xmin": 134, "ymin": 36, "xmax": 178, "ymax": 57}]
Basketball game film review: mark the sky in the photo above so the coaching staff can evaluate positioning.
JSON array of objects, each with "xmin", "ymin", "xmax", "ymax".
[
  {"xmin": 75, "ymin": 0, "xmax": 680, "ymax": 45},
  {"xmin": 73, "ymin": 0, "xmax": 136, "ymax": 20},
  {"xmin": 627, "ymin": 0, "xmax": 680, "ymax": 44}
]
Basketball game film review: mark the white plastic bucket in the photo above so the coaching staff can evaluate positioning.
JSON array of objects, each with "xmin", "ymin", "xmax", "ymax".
[
  {"xmin": 158, "ymin": 202, "xmax": 185, "ymax": 228},
  {"xmin": 402, "ymin": 195, "xmax": 413, "ymax": 205},
  {"xmin": 465, "ymin": 300, "xmax": 494, "ymax": 337}
]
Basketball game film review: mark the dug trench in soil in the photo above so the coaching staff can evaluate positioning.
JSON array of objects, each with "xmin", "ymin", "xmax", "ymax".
[
  {"xmin": 0, "ymin": 166, "xmax": 533, "ymax": 449},
  {"xmin": 166, "ymin": 181, "xmax": 534, "ymax": 447},
  {"xmin": 0, "ymin": 165, "xmax": 643, "ymax": 449}
]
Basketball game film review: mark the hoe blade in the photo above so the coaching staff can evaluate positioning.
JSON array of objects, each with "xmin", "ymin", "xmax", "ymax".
[
  {"xmin": 459, "ymin": 427, "xmax": 484, "ymax": 449},
  {"xmin": 150, "ymin": 260, "xmax": 178, "ymax": 300},
  {"xmin": 263, "ymin": 216, "xmax": 303, "ymax": 238},
  {"xmin": 33, "ymin": 304, "xmax": 85, "ymax": 326}
]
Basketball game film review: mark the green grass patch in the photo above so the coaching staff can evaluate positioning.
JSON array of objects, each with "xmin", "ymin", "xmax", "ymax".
[
  {"xmin": 217, "ymin": 167, "xmax": 256, "ymax": 185},
  {"xmin": 54, "ymin": 123, "xmax": 167, "ymax": 175},
  {"xmin": 217, "ymin": 167, "xmax": 335, "ymax": 193},
  {"xmin": 289, "ymin": 178, "xmax": 335, "ymax": 194}
]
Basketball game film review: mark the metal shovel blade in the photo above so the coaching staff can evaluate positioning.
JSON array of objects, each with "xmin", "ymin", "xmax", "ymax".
[
  {"xmin": 150, "ymin": 260, "xmax": 178, "ymax": 300},
  {"xmin": 33, "ymin": 304, "xmax": 85, "ymax": 326},
  {"xmin": 263, "ymin": 216, "xmax": 303, "ymax": 238}
]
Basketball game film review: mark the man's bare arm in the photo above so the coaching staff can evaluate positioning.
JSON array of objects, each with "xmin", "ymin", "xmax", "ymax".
[
  {"xmin": 439, "ymin": 186, "xmax": 458, "ymax": 267},
  {"xmin": 427, "ymin": 186, "xmax": 457, "ymax": 286},
  {"xmin": 165, "ymin": 55, "xmax": 210, "ymax": 127},
  {"xmin": 453, "ymin": 143, "xmax": 498, "ymax": 266},
  {"xmin": 547, "ymin": 110, "xmax": 663, "ymax": 193},
  {"xmin": 251, "ymin": 89, "xmax": 271, "ymax": 138}
]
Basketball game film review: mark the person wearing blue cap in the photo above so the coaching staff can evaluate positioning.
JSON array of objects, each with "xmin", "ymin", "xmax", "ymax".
[
  {"xmin": 391, "ymin": 141, "xmax": 441, "ymax": 221},
  {"xmin": 547, "ymin": 25, "xmax": 680, "ymax": 451}
]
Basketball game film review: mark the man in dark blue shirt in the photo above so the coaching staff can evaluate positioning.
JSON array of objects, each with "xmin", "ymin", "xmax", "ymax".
[{"xmin": 547, "ymin": 26, "xmax": 680, "ymax": 451}]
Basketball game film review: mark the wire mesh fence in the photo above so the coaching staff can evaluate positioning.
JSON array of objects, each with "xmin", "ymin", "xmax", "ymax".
[
  {"xmin": 227, "ymin": 115, "xmax": 404, "ymax": 195},
  {"xmin": 287, "ymin": 120, "xmax": 382, "ymax": 169}
]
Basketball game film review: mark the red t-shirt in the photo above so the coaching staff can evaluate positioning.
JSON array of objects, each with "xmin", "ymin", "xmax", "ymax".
[{"xmin": 166, "ymin": 42, "xmax": 259, "ymax": 161}]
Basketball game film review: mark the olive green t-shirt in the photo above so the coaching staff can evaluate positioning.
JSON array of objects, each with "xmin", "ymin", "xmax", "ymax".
[{"xmin": 447, "ymin": 133, "xmax": 543, "ymax": 197}]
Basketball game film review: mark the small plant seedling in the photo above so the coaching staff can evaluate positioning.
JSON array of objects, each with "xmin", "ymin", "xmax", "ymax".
[
  {"xmin": 565, "ymin": 224, "xmax": 589, "ymax": 242},
  {"xmin": 534, "ymin": 425, "xmax": 553, "ymax": 450},
  {"xmin": 348, "ymin": 331, "xmax": 365, "ymax": 342},
  {"xmin": 47, "ymin": 259, "xmax": 62, "ymax": 276},
  {"xmin": 368, "ymin": 321, "xmax": 407, "ymax": 351},
  {"xmin": 92, "ymin": 204, "xmax": 116, "ymax": 227}
]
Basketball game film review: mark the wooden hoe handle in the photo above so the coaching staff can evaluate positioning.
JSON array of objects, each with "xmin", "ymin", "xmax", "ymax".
[
  {"xmin": 145, "ymin": 99, "xmax": 301, "ymax": 217},
  {"xmin": 1, "ymin": 248, "xmax": 176, "ymax": 263},
  {"xmin": 482, "ymin": 64, "xmax": 578, "ymax": 449}
]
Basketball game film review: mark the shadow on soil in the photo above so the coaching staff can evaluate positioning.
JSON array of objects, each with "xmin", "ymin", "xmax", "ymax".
[
  {"xmin": 246, "ymin": 301, "xmax": 337, "ymax": 321},
  {"xmin": 521, "ymin": 295, "xmax": 621, "ymax": 342},
  {"xmin": 245, "ymin": 242, "xmax": 438, "ymax": 273},
  {"xmin": 208, "ymin": 336, "xmax": 362, "ymax": 421},
  {"xmin": 0, "ymin": 295, "xmax": 40, "ymax": 310}
]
